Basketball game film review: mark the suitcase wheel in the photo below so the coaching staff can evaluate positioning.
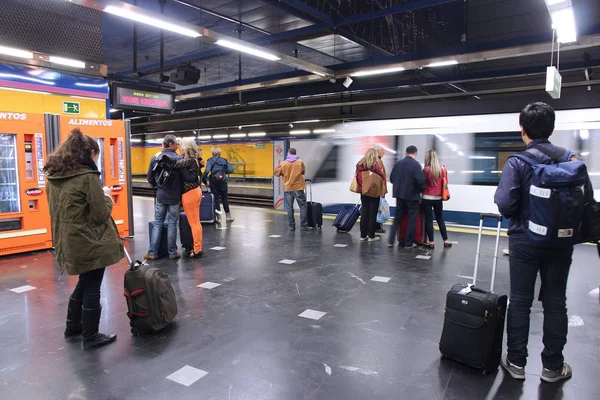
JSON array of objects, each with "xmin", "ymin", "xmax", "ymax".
[{"xmin": 131, "ymin": 327, "xmax": 140, "ymax": 336}]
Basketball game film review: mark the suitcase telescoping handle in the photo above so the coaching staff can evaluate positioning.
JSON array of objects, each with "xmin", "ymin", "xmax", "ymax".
[
  {"xmin": 122, "ymin": 246, "xmax": 138, "ymax": 271},
  {"xmin": 305, "ymin": 179, "xmax": 313, "ymax": 202},
  {"xmin": 473, "ymin": 213, "xmax": 503, "ymax": 292}
]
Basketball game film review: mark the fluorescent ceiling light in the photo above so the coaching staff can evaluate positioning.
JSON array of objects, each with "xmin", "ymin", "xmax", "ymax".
[
  {"xmin": 49, "ymin": 56, "xmax": 85, "ymax": 68},
  {"xmin": 350, "ymin": 67, "xmax": 405, "ymax": 77},
  {"xmin": 109, "ymin": 108, "xmax": 119, "ymax": 113},
  {"xmin": 229, "ymin": 133, "xmax": 247, "ymax": 138},
  {"xmin": 239, "ymin": 123, "xmax": 262, "ymax": 129},
  {"xmin": 581, "ymin": 151, "xmax": 590, "ymax": 156},
  {"xmin": 294, "ymin": 119, "xmax": 320, "ymax": 124},
  {"xmin": 0, "ymin": 45, "xmax": 33, "ymax": 60},
  {"xmin": 104, "ymin": 6, "xmax": 201, "ymax": 38},
  {"xmin": 461, "ymin": 170, "xmax": 485, "ymax": 174},
  {"xmin": 313, "ymin": 129, "xmax": 336, "ymax": 133},
  {"xmin": 248, "ymin": 132, "xmax": 266, "ymax": 137},
  {"xmin": 130, "ymin": 138, "xmax": 142, "ymax": 143},
  {"xmin": 468, "ymin": 155, "xmax": 496, "ymax": 160},
  {"xmin": 197, "ymin": 135, "xmax": 212, "ymax": 140},
  {"xmin": 545, "ymin": 0, "xmax": 568, "ymax": 6},
  {"xmin": 551, "ymin": 7, "xmax": 577, "ymax": 43},
  {"xmin": 312, "ymin": 71, "xmax": 327, "ymax": 77},
  {"xmin": 0, "ymin": 87, "xmax": 51, "ymax": 95},
  {"xmin": 212, "ymin": 134, "xmax": 228, "ymax": 139},
  {"xmin": 492, "ymin": 170, "xmax": 503, "ymax": 174},
  {"xmin": 290, "ymin": 130, "xmax": 311, "ymax": 135},
  {"xmin": 215, "ymin": 39, "xmax": 280, "ymax": 61},
  {"xmin": 426, "ymin": 60, "xmax": 459, "ymax": 68}
]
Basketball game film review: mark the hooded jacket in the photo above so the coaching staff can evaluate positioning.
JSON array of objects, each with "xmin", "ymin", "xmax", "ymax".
[
  {"xmin": 274, "ymin": 155, "xmax": 306, "ymax": 192},
  {"xmin": 46, "ymin": 165, "xmax": 124, "ymax": 275}
]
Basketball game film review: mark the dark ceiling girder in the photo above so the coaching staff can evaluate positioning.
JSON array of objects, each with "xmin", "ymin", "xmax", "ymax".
[
  {"xmin": 128, "ymin": 58, "xmax": 600, "ymax": 128},
  {"xmin": 119, "ymin": 0, "xmax": 457, "ymax": 75}
]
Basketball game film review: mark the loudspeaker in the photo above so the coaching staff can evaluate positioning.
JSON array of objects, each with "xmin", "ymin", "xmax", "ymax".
[{"xmin": 170, "ymin": 66, "xmax": 201, "ymax": 85}]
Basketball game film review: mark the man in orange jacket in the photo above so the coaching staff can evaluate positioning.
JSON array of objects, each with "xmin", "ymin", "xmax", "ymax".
[{"xmin": 274, "ymin": 148, "xmax": 310, "ymax": 231}]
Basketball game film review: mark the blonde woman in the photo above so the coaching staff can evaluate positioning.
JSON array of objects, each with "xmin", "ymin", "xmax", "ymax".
[
  {"xmin": 422, "ymin": 149, "xmax": 452, "ymax": 248},
  {"xmin": 355, "ymin": 148, "xmax": 386, "ymax": 241},
  {"xmin": 172, "ymin": 138, "xmax": 204, "ymax": 257},
  {"xmin": 201, "ymin": 146, "xmax": 235, "ymax": 224}
]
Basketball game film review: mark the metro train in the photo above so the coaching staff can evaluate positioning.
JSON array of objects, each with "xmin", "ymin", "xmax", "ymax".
[{"xmin": 290, "ymin": 108, "xmax": 600, "ymax": 228}]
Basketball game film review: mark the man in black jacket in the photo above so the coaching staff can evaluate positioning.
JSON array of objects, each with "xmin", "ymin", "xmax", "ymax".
[
  {"xmin": 387, "ymin": 145, "xmax": 426, "ymax": 248},
  {"xmin": 144, "ymin": 134, "xmax": 183, "ymax": 260}
]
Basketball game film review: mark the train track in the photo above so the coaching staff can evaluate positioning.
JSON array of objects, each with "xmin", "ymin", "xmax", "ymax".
[{"xmin": 132, "ymin": 186, "xmax": 273, "ymax": 207}]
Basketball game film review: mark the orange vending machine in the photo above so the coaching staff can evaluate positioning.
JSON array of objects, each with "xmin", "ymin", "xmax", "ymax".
[
  {"xmin": 56, "ymin": 116, "xmax": 134, "ymax": 238},
  {"xmin": 0, "ymin": 112, "xmax": 53, "ymax": 256}
]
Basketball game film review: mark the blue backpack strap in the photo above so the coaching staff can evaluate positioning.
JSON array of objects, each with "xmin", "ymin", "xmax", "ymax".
[{"xmin": 512, "ymin": 151, "xmax": 540, "ymax": 167}]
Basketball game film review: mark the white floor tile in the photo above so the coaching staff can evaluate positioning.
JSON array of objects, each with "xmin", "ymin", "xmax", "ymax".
[
  {"xmin": 166, "ymin": 365, "xmax": 208, "ymax": 387},
  {"xmin": 298, "ymin": 309, "xmax": 327, "ymax": 320},
  {"xmin": 279, "ymin": 259, "xmax": 297, "ymax": 265},
  {"xmin": 9, "ymin": 285, "xmax": 37, "ymax": 293},
  {"xmin": 334, "ymin": 244, "xmax": 348, "ymax": 248},
  {"xmin": 371, "ymin": 276, "xmax": 391, "ymax": 283},
  {"xmin": 269, "ymin": 235, "xmax": 282, "ymax": 238},
  {"xmin": 415, "ymin": 255, "xmax": 431, "ymax": 260},
  {"xmin": 197, "ymin": 282, "xmax": 221, "ymax": 289},
  {"xmin": 210, "ymin": 246, "xmax": 226, "ymax": 251}
]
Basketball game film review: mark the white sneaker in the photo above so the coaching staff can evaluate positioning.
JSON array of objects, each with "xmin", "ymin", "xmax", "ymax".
[{"xmin": 368, "ymin": 237, "xmax": 380, "ymax": 242}]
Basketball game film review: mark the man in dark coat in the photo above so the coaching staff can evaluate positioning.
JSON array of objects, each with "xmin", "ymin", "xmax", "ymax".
[{"xmin": 387, "ymin": 145, "xmax": 425, "ymax": 248}]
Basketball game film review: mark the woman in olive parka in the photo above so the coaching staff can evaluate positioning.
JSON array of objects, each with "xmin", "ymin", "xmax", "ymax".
[{"xmin": 45, "ymin": 128, "xmax": 124, "ymax": 349}]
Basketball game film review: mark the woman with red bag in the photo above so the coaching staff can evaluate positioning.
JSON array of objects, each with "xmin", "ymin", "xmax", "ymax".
[{"xmin": 422, "ymin": 149, "xmax": 452, "ymax": 248}]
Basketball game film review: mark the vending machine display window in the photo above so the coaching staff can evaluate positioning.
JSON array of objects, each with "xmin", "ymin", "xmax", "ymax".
[{"xmin": 0, "ymin": 134, "xmax": 21, "ymax": 214}]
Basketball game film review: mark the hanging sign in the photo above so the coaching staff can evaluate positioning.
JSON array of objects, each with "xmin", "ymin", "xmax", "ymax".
[{"xmin": 546, "ymin": 66, "xmax": 562, "ymax": 99}]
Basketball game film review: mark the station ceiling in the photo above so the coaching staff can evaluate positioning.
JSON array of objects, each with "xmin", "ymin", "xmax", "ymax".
[{"xmin": 94, "ymin": 0, "xmax": 600, "ymax": 132}]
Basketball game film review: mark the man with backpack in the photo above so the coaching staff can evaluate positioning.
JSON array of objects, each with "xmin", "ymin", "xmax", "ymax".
[
  {"xmin": 202, "ymin": 146, "xmax": 235, "ymax": 224},
  {"xmin": 494, "ymin": 102, "xmax": 594, "ymax": 383},
  {"xmin": 144, "ymin": 134, "xmax": 183, "ymax": 260}
]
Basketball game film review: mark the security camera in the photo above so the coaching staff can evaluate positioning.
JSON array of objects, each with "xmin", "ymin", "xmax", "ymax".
[{"xmin": 343, "ymin": 76, "xmax": 353, "ymax": 88}]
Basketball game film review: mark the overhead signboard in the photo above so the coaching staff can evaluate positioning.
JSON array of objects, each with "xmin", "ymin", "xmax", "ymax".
[
  {"xmin": 112, "ymin": 84, "xmax": 174, "ymax": 114},
  {"xmin": 545, "ymin": 66, "xmax": 562, "ymax": 99}
]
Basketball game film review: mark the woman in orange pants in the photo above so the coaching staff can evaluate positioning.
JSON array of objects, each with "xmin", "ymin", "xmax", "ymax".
[{"xmin": 173, "ymin": 138, "xmax": 203, "ymax": 258}]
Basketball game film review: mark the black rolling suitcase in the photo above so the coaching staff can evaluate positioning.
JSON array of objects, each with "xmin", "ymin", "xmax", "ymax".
[
  {"xmin": 123, "ymin": 247, "xmax": 178, "ymax": 335},
  {"xmin": 178, "ymin": 212, "xmax": 194, "ymax": 252},
  {"xmin": 148, "ymin": 221, "xmax": 168, "ymax": 257},
  {"xmin": 305, "ymin": 179, "xmax": 323, "ymax": 229},
  {"xmin": 439, "ymin": 213, "xmax": 507, "ymax": 374}
]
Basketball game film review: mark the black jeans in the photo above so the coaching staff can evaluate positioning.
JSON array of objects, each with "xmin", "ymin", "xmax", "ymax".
[
  {"xmin": 71, "ymin": 267, "xmax": 106, "ymax": 310},
  {"xmin": 360, "ymin": 195, "xmax": 380, "ymax": 239},
  {"xmin": 388, "ymin": 199, "xmax": 419, "ymax": 246},
  {"xmin": 507, "ymin": 235, "xmax": 573, "ymax": 370},
  {"xmin": 422, "ymin": 199, "xmax": 448, "ymax": 242},
  {"xmin": 211, "ymin": 180, "xmax": 230, "ymax": 214}
]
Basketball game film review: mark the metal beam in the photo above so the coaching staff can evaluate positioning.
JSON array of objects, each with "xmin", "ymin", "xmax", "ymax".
[
  {"xmin": 67, "ymin": 0, "xmax": 334, "ymax": 77},
  {"xmin": 134, "ymin": 79, "xmax": 600, "ymax": 128},
  {"xmin": 335, "ymin": 0, "xmax": 459, "ymax": 26},
  {"xmin": 173, "ymin": 33, "xmax": 600, "ymax": 101}
]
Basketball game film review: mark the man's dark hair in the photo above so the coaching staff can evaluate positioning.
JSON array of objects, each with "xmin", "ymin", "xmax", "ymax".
[
  {"xmin": 288, "ymin": 148, "xmax": 297, "ymax": 155},
  {"xmin": 406, "ymin": 145, "xmax": 418, "ymax": 154},
  {"xmin": 519, "ymin": 102, "xmax": 555, "ymax": 140},
  {"xmin": 163, "ymin": 134, "xmax": 177, "ymax": 148}
]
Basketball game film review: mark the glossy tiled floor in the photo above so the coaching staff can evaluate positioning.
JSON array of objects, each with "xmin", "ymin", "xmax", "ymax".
[{"xmin": 1, "ymin": 197, "xmax": 599, "ymax": 400}]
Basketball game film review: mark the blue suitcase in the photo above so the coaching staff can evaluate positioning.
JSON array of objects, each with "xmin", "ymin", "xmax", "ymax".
[
  {"xmin": 201, "ymin": 191, "xmax": 215, "ymax": 223},
  {"xmin": 333, "ymin": 204, "xmax": 361, "ymax": 232}
]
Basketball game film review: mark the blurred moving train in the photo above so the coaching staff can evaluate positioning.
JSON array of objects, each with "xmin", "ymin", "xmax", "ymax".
[{"xmin": 290, "ymin": 108, "xmax": 600, "ymax": 227}]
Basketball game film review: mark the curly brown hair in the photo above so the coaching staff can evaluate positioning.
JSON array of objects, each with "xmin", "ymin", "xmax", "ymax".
[{"xmin": 44, "ymin": 128, "xmax": 100, "ymax": 176}]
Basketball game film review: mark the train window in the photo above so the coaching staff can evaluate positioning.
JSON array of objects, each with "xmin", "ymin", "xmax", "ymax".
[
  {"xmin": 314, "ymin": 145, "xmax": 339, "ymax": 181},
  {"xmin": 469, "ymin": 132, "xmax": 525, "ymax": 185}
]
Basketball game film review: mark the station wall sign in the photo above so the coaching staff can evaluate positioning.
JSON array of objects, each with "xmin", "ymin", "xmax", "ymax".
[{"xmin": 111, "ymin": 84, "xmax": 173, "ymax": 114}]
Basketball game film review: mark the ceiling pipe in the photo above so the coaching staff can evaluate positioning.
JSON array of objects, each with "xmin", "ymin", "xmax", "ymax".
[{"xmin": 134, "ymin": 79, "xmax": 600, "ymax": 128}]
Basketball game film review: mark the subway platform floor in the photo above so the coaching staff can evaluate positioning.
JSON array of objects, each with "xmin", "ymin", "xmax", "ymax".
[{"xmin": 1, "ymin": 197, "xmax": 599, "ymax": 400}]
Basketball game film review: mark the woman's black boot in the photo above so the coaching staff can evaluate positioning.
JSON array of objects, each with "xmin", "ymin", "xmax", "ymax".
[
  {"xmin": 64, "ymin": 297, "xmax": 83, "ymax": 338},
  {"xmin": 82, "ymin": 306, "xmax": 116, "ymax": 349}
]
